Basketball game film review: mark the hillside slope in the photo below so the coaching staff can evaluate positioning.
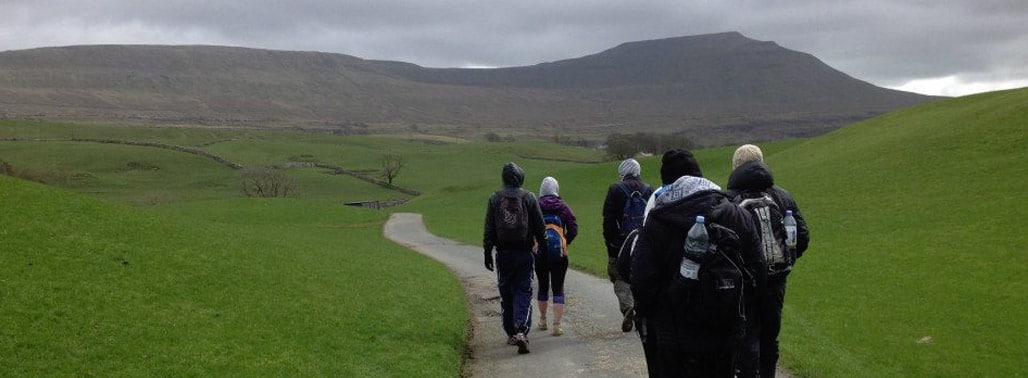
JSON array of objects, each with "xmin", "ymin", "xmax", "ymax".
[
  {"xmin": 0, "ymin": 32, "xmax": 934, "ymax": 144},
  {"xmin": 767, "ymin": 88, "xmax": 1027, "ymax": 376}
]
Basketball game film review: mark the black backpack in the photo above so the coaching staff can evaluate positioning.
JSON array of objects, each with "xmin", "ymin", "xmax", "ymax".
[
  {"xmin": 617, "ymin": 183, "xmax": 648, "ymax": 236},
  {"xmin": 495, "ymin": 191, "xmax": 529, "ymax": 245},
  {"xmin": 670, "ymin": 200, "xmax": 751, "ymax": 350},
  {"xmin": 733, "ymin": 191, "xmax": 791, "ymax": 274}
]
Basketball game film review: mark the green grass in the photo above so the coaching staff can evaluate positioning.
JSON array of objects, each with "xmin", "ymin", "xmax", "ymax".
[
  {"xmin": 0, "ymin": 177, "xmax": 466, "ymax": 376},
  {"xmin": 408, "ymin": 90, "xmax": 1027, "ymax": 377},
  {"xmin": 770, "ymin": 88, "xmax": 1027, "ymax": 377},
  {"xmin": 1, "ymin": 88, "xmax": 1025, "ymax": 376},
  {"xmin": 0, "ymin": 140, "xmax": 238, "ymax": 203}
]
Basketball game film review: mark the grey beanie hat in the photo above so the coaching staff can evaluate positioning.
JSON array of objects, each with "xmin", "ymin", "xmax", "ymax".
[
  {"xmin": 539, "ymin": 176, "xmax": 559, "ymax": 197},
  {"xmin": 618, "ymin": 158, "xmax": 642, "ymax": 179}
]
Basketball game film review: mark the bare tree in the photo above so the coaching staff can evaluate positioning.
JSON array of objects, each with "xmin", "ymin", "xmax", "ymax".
[
  {"xmin": 381, "ymin": 154, "xmax": 405, "ymax": 185},
  {"xmin": 0, "ymin": 160, "xmax": 12, "ymax": 176},
  {"xmin": 240, "ymin": 167, "xmax": 298, "ymax": 198}
]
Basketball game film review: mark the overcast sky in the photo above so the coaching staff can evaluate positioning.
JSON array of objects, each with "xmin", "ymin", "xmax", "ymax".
[{"xmin": 3, "ymin": 0, "xmax": 1026, "ymax": 96}]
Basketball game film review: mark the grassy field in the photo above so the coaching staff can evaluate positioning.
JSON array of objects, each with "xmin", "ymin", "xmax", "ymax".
[
  {"xmin": 408, "ymin": 89, "xmax": 1027, "ymax": 376},
  {"xmin": 1, "ymin": 87, "xmax": 1025, "ymax": 376},
  {"xmin": 771, "ymin": 88, "xmax": 1027, "ymax": 377},
  {"xmin": 0, "ymin": 177, "xmax": 466, "ymax": 376},
  {"xmin": 0, "ymin": 127, "xmax": 472, "ymax": 376}
]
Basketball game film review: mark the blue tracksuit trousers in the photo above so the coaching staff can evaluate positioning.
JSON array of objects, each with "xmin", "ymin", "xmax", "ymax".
[{"xmin": 496, "ymin": 249, "xmax": 535, "ymax": 336}]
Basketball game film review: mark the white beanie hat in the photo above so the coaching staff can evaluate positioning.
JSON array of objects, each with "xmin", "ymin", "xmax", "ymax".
[
  {"xmin": 539, "ymin": 176, "xmax": 559, "ymax": 197},
  {"xmin": 732, "ymin": 144, "xmax": 764, "ymax": 170},
  {"xmin": 618, "ymin": 158, "xmax": 641, "ymax": 180}
]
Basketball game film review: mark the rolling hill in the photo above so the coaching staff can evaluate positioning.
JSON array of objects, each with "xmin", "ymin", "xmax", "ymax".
[
  {"xmin": 0, "ymin": 87, "xmax": 1023, "ymax": 376},
  {"xmin": 0, "ymin": 32, "xmax": 934, "ymax": 145},
  {"xmin": 408, "ymin": 87, "xmax": 1027, "ymax": 377},
  {"xmin": 760, "ymin": 88, "xmax": 1027, "ymax": 376}
]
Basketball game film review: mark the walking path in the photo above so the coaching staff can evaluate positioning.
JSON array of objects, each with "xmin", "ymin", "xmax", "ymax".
[{"xmin": 383, "ymin": 213, "xmax": 648, "ymax": 377}]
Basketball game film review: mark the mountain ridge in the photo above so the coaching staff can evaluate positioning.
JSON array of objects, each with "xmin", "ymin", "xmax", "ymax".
[{"xmin": 0, "ymin": 32, "xmax": 936, "ymax": 145}]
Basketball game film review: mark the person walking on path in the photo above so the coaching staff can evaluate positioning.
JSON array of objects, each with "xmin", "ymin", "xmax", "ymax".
[
  {"xmin": 630, "ymin": 149, "xmax": 762, "ymax": 377},
  {"xmin": 384, "ymin": 212, "xmax": 650, "ymax": 376},
  {"xmin": 602, "ymin": 158, "xmax": 653, "ymax": 332},
  {"xmin": 727, "ymin": 144, "xmax": 810, "ymax": 378},
  {"xmin": 484, "ymin": 162, "xmax": 547, "ymax": 354},
  {"xmin": 535, "ymin": 176, "xmax": 578, "ymax": 336}
]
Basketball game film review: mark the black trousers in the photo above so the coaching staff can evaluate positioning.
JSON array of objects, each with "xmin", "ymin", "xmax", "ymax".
[
  {"xmin": 534, "ymin": 255, "xmax": 568, "ymax": 303},
  {"xmin": 641, "ymin": 318, "xmax": 738, "ymax": 378},
  {"xmin": 738, "ymin": 273, "xmax": 788, "ymax": 378}
]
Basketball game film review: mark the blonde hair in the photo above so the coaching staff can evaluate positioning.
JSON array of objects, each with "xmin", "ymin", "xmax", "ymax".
[{"xmin": 732, "ymin": 144, "xmax": 764, "ymax": 169}]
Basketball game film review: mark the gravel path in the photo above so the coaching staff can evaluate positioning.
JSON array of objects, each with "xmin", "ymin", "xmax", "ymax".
[
  {"xmin": 383, "ymin": 213, "xmax": 648, "ymax": 377},
  {"xmin": 384, "ymin": 212, "xmax": 793, "ymax": 378}
]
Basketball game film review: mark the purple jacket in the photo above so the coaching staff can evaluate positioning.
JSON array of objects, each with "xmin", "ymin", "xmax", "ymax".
[{"xmin": 538, "ymin": 194, "xmax": 578, "ymax": 244}]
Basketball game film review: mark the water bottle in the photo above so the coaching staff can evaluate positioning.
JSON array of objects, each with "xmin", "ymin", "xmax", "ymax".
[
  {"xmin": 784, "ymin": 210, "xmax": 798, "ymax": 250},
  {"xmin": 680, "ymin": 215, "xmax": 708, "ymax": 280}
]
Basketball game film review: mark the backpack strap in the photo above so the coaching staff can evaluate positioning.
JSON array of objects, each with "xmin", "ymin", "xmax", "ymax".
[
  {"xmin": 617, "ymin": 182, "xmax": 632, "ymax": 197},
  {"xmin": 765, "ymin": 188, "xmax": 786, "ymax": 211}
]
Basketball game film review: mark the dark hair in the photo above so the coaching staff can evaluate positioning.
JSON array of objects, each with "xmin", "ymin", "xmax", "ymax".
[{"xmin": 660, "ymin": 149, "xmax": 703, "ymax": 185}]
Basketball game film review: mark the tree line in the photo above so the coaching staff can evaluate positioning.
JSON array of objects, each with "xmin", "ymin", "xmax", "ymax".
[{"xmin": 604, "ymin": 132, "xmax": 696, "ymax": 159}]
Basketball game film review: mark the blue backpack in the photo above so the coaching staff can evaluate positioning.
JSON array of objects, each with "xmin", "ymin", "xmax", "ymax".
[
  {"xmin": 542, "ymin": 213, "xmax": 567, "ymax": 261},
  {"xmin": 618, "ymin": 183, "xmax": 648, "ymax": 236}
]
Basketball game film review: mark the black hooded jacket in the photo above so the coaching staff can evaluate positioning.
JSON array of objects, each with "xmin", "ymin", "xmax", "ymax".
[
  {"xmin": 629, "ymin": 176, "xmax": 762, "ymax": 350},
  {"xmin": 602, "ymin": 176, "xmax": 653, "ymax": 258},
  {"xmin": 727, "ymin": 161, "xmax": 810, "ymax": 260},
  {"xmin": 483, "ymin": 163, "xmax": 547, "ymax": 253}
]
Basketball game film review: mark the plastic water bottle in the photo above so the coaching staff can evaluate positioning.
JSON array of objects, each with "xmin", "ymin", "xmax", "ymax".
[
  {"xmin": 680, "ymin": 215, "xmax": 708, "ymax": 280},
  {"xmin": 784, "ymin": 210, "xmax": 798, "ymax": 250}
]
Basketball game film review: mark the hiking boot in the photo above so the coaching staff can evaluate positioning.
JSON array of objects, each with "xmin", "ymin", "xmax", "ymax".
[
  {"xmin": 552, "ymin": 322, "xmax": 564, "ymax": 336},
  {"xmin": 538, "ymin": 317, "xmax": 548, "ymax": 331},
  {"xmin": 622, "ymin": 307, "xmax": 635, "ymax": 332},
  {"xmin": 514, "ymin": 332, "xmax": 530, "ymax": 354}
]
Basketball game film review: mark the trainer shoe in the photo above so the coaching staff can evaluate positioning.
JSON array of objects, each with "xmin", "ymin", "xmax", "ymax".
[
  {"xmin": 538, "ymin": 316, "xmax": 548, "ymax": 331},
  {"xmin": 552, "ymin": 322, "xmax": 564, "ymax": 336},
  {"xmin": 514, "ymin": 332, "xmax": 530, "ymax": 354},
  {"xmin": 507, "ymin": 335, "xmax": 517, "ymax": 346},
  {"xmin": 622, "ymin": 307, "xmax": 635, "ymax": 332}
]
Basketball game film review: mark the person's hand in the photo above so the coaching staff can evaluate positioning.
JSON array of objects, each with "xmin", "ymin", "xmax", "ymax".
[{"xmin": 484, "ymin": 250, "xmax": 494, "ymax": 271}]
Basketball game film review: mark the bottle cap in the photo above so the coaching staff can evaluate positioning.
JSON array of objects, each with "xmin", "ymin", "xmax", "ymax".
[
  {"xmin": 695, "ymin": 215, "xmax": 705, "ymax": 223},
  {"xmin": 786, "ymin": 210, "xmax": 793, "ymax": 216}
]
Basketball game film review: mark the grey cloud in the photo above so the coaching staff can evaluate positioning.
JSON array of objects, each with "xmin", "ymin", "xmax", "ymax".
[{"xmin": 0, "ymin": 0, "xmax": 1025, "ymax": 94}]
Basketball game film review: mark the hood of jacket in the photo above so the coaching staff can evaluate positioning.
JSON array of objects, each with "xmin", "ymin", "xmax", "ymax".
[
  {"xmin": 727, "ymin": 161, "xmax": 775, "ymax": 192},
  {"xmin": 648, "ymin": 176, "xmax": 723, "ymax": 229},
  {"xmin": 538, "ymin": 194, "xmax": 564, "ymax": 210},
  {"xmin": 502, "ymin": 162, "xmax": 525, "ymax": 189}
]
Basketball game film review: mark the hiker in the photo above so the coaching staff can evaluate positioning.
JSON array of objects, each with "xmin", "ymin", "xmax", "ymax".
[
  {"xmin": 483, "ymin": 162, "xmax": 547, "ymax": 354},
  {"xmin": 534, "ymin": 176, "xmax": 578, "ymax": 336},
  {"xmin": 630, "ymin": 149, "xmax": 762, "ymax": 377},
  {"xmin": 727, "ymin": 144, "xmax": 810, "ymax": 378},
  {"xmin": 602, "ymin": 158, "xmax": 654, "ymax": 332}
]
